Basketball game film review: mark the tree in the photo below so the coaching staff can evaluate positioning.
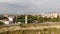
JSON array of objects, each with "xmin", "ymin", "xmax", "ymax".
[{"xmin": 17, "ymin": 15, "xmax": 25, "ymax": 23}]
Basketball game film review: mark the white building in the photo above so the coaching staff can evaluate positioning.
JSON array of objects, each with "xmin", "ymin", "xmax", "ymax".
[
  {"xmin": 41, "ymin": 12, "xmax": 59, "ymax": 18},
  {"xmin": 8, "ymin": 16, "xmax": 14, "ymax": 23}
]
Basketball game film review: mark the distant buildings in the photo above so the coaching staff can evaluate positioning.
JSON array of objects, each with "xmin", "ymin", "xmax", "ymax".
[
  {"xmin": 3, "ymin": 14, "xmax": 9, "ymax": 17},
  {"xmin": 41, "ymin": 12, "xmax": 60, "ymax": 18},
  {"xmin": 0, "ymin": 12, "xmax": 60, "ymax": 24},
  {"xmin": 0, "ymin": 14, "xmax": 17, "ymax": 24}
]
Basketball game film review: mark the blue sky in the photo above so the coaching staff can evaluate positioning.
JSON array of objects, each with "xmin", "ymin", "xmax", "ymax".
[{"xmin": 0, "ymin": 0, "xmax": 60, "ymax": 14}]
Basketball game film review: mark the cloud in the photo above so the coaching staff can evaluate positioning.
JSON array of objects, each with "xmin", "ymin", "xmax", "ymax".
[
  {"xmin": 0, "ymin": 0, "xmax": 60, "ymax": 14},
  {"xmin": 0, "ymin": 0, "xmax": 55, "ymax": 5},
  {"xmin": 0, "ymin": 0, "xmax": 59, "ymax": 7}
]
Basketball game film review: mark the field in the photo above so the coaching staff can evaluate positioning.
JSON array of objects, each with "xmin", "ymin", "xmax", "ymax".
[{"xmin": 0, "ymin": 22, "xmax": 60, "ymax": 34}]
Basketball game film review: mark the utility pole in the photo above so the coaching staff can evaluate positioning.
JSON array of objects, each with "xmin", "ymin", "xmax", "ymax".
[
  {"xmin": 16, "ymin": 11, "xmax": 18, "ymax": 23},
  {"xmin": 25, "ymin": 15, "xmax": 28, "ymax": 24},
  {"xmin": 24, "ymin": 11, "xmax": 28, "ymax": 24}
]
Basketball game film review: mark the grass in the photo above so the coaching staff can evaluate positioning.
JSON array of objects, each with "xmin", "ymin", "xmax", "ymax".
[
  {"xmin": 0, "ymin": 23, "xmax": 60, "ymax": 34},
  {"xmin": 0, "ymin": 28, "xmax": 60, "ymax": 34}
]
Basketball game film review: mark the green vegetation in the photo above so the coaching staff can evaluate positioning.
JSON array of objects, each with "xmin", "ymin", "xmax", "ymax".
[
  {"xmin": 17, "ymin": 15, "xmax": 25, "ymax": 23},
  {"xmin": 16, "ymin": 15, "xmax": 60, "ymax": 23}
]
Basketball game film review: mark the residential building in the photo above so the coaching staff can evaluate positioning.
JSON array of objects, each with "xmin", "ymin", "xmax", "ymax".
[{"xmin": 41, "ymin": 12, "xmax": 59, "ymax": 18}]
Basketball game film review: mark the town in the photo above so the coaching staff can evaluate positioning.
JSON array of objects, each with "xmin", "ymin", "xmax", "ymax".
[
  {"xmin": 1, "ymin": 12, "xmax": 60, "ymax": 34},
  {"xmin": 0, "ymin": 0, "xmax": 60, "ymax": 34},
  {"xmin": 0, "ymin": 12, "xmax": 60, "ymax": 25}
]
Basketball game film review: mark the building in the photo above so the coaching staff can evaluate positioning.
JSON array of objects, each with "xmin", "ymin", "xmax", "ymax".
[
  {"xmin": 41, "ymin": 12, "xmax": 59, "ymax": 18},
  {"xmin": 3, "ymin": 14, "xmax": 9, "ymax": 17}
]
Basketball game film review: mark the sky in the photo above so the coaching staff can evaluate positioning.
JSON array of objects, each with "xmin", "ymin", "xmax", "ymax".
[{"xmin": 0, "ymin": 0, "xmax": 60, "ymax": 14}]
